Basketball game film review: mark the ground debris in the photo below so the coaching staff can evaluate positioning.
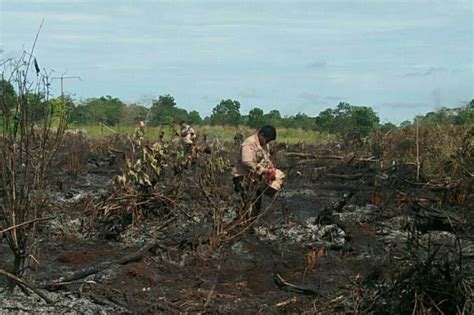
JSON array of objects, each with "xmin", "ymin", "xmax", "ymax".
[
  {"xmin": 0, "ymin": 287, "xmax": 127, "ymax": 314},
  {"xmin": 2, "ymin": 135, "xmax": 472, "ymax": 313},
  {"xmin": 39, "ymin": 241, "xmax": 165, "ymax": 290},
  {"xmin": 255, "ymin": 218, "xmax": 346, "ymax": 248}
]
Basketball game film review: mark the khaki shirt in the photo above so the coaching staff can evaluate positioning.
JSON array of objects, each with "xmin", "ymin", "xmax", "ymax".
[
  {"xmin": 180, "ymin": 124, "xmax": 196, "ymax": 144},
  {"xmin": 232, "ymin": 134, "xmax": 272, "ymax": 177}
]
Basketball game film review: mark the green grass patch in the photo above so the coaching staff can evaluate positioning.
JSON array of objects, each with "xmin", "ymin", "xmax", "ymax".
[{"xmin": 70, "ymin": 124, "xmax": 334, "ymax": 144}]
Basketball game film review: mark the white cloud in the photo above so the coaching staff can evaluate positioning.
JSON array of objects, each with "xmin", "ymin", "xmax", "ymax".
[
  {"xmin": 379, "ymin": 102, "xmax": 429, "ymax": 109},
  {"xmin": 299, "ymin": 92, "xmax": 320, "ymax": 103},
  {"xmin": 404, "ymin": 66, "xmax": 448, "ymax": 77},
  {"xmin": 306, "ymin": 61, "xmax": 327, "ymax": 70},
  {"xmin": 238, "ymin": 88, "xmax": 258, "ymax": 98}
]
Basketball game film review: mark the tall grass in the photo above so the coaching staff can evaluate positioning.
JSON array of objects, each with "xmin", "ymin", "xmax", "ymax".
[{"xmin": 69, "ymin": 124, "xmax": 334, "ymax": 144}]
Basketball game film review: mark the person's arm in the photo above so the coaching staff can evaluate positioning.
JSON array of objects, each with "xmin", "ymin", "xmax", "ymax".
[
  {"xmin": 180, "ymin": 127, "xmax": 188, "ymax": 137},
  {"xmin": 189, "ymin": 127, "xmax": 196, "ymax": 138},
  {"xmin": 256, "ymin": 147, "xmax": 276, "ymax": 180}
]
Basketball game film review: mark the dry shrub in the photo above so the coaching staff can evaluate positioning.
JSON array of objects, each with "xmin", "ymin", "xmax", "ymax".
[
  {"xmin": 91, "ymin": 125, "xmax": 178, "ymax": 237},
  {"xmin": 90, "ymin": 133, "xmax": 131, "ymax": 158},
  {"xmin": 87, "ymin": 124, "xmax": 278, "ymax": 249},
  {"xmin": 55, "ymin": 132, "xmax": 92, "ymax": 177},
  {"xmin": 361, "ymin": 247, "xmax": 472, "ymax": 314},
  {"xmin": 1, "ymin": 51, "xmax": 66, "ymax": 280},
  {"xmin": 370, "ymin": 125, "xmax": 473, "ymax": 181},
  {"xmin": 196, "ymin": 144, "xmax": 233, "ymax": 250},
  {"xmin": 197, "ymin": 140, "xmax": 278, "ymax": 252}
]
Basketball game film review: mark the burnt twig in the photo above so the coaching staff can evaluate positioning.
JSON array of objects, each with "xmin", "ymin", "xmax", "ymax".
[
  {"xmin": 0, "ymin": 216, "xmax": 56, "ymax": 235},
  {"xmin": 0, "ymin": 269, "xmax": 54, "ymax": 304},
  {"xmin": 40, "ymin": 241, "xmax": 166, "ymax": 289},
  {"xmin": 275, "ymin": 273, "xmax": 320, "ymax": 296}
]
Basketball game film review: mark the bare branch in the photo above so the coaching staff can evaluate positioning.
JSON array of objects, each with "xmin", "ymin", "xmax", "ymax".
[
  {"xmin": 0, "ymin": 269, "xmax": 54, "ymax": 304},
  {"xmin": 0, "ymin": 216, "xmax": 56, "ymax": 235}
]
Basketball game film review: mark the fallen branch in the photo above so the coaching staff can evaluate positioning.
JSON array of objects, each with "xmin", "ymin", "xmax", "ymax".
[
  {"xmin": 274, "ymin": 273, "xmax": 320, "ymax": 295},
  {"xmin": 358, "ymin": 156, "xmax": 379, "ymax": 162},
  {"xmin": 325, "ymin": 173, "xmax": 364, "ymax": 180},
  {"xmin": 0, "ymin": 269, "xmax": 54, "ymax": 304},
  {"xmin": 85, "ymin": 292, "xmax": 130, "ymax": 312},
  {"xmin": 411, "ymin": 201, "xmax": 464, "ymax": 232},
  {"xmin": 40, "ymin": 241, "xmax": 166, "ymax": 289},
  {"xmin": 275, "ymin": 297, "xmax": 298, "ymax": 308},
  {"xmin": 285, "ymin": 152, "xmax": 378, "ymax": 163},
  {"xmin": 0, "ymin": 216, "xmax": 56, "ymax": 235},
  {"xmin": 285, "ymin": 152, "xmax": 344, "ymax": 160},
  {"xmin": 404, "ymin": 179, "xmax": 460, "ymax": 190},
  {"xmin": 312, "ymin": 183, "xmax": 372, "ymax": 191},
  {"xmin": 295, "ymin": 159, "xmax": 327, "ymax": 167}
]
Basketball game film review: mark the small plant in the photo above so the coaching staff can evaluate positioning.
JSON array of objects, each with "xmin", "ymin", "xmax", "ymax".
[
  {"xmin": 94, "ymin": 123, "xmax": 177, "ymax": 237},
  {"xmin": 115, "ymin": 122, "xmax": 169, "ymax": 188}
]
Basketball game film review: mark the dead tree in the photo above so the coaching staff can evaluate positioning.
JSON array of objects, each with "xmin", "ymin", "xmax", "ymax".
[{"xmin": 0, "ymin": 21, "xmax": 67, "ymax": 285}]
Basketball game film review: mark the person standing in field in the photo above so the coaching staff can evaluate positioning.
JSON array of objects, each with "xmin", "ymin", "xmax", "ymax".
[
  {"xmin": 233, "ymin": 131, "xmax": 244, "ymax": 146},
  {"xmin": 232, "ymin": 125, "xmax": 284, "ymax": 218},
  {"xmin": 180, "ymin": 120, "xmax": 197, "ymax": 146},
  {"xmin": 176, "ymin": 121, "xmax": 197, "ymax": 168}
]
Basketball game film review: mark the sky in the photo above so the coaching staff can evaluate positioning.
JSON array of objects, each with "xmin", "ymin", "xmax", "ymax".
[{"xmin": 0, "ymin": 0, "xmax": 472, "ymax": 123}]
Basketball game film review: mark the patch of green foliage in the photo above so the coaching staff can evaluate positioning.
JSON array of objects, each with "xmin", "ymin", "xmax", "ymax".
[{"xmin": 71, "ymin": 124, "xmax": 332, "ymax": 144}]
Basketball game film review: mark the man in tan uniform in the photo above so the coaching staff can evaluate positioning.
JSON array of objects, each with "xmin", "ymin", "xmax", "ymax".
[
  {"xmin": 232, "ymin": 125, "xmax": 282, "ymax": 216},
  {"xmin": 177, "ymin": 121, "xmax": 197, "ymax": 166},
  {"xmin": 180, "ymin": 121, "xmax": 196, "ymax": 145}
]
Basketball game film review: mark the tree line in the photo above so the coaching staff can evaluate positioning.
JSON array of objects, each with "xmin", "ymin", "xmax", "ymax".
[{"xmin": 1, "ymin": 80, "xmax": 473, "ymax": 137}]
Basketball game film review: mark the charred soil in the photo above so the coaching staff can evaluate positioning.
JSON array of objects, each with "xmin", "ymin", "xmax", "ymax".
[{"xmin": 1, "ymin": 136, "xmax": 473, "ymax": 314}]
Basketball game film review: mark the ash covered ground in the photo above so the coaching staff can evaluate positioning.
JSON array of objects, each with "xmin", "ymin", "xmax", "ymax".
[{"xmin": 1, "ymin": 137, "xmax": 473, "ymax": 314}]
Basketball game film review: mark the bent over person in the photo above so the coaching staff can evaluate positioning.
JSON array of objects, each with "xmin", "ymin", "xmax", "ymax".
[
  {"xmin": 232, "ymin": 125, "xmax": 285, "ymax": 217},
  {"xmin": 175, "ymin": 121, "xmax": 198, "ymax": 167},
  {"xmin": 180, "ymin": 121, "xmax": 196, "ymax": 145}
]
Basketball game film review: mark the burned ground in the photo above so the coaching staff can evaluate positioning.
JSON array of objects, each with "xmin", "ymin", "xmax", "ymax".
[{"xmin": 1, "ymin": 133, "xmax": 473, "ymax": 314}]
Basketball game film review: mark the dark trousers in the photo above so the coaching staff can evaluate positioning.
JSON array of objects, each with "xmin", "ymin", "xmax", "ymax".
[{"xmin": 233, "ymin": 176, "xmax": 263, "ymax": 216}]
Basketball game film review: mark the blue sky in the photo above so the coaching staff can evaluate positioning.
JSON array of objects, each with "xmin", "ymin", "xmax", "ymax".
[{"xmin": 0, "ymin": 0, "xmax": 472, "ymax": 123}]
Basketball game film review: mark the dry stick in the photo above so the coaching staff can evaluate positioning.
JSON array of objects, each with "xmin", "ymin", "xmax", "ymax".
[
  {"xmin": 0, "ymin": 216, "xmax": 56, "ymax": 235},
  {"xmin": 274, "ymin": 273, "xmax": 320, "ymax": 296},
  {"xmin": 467, "ymin": 170, "xmax": 474, "ymax": 178},
  {"xmin": 275, "ymin": 297, "xmax": 298, "ymax": 308},
  {"xmin": 0, "ymin": 269, "xmax": 54, "ymax": 304},
  {"xmin": 200, "ymin": 178, "xmax": 273, "ymax": 244},
  {"xmin": 99, "ymin": 122, "xmax": 117, "ymax": 134},
  {"xmin": 24, "ymin": 19, "xmax": 44, "ymax": 78},
  {"xmin": 416, "ymin": 117, "xmax": 420, "ymax": 181},
  {"xmin": 223, "ymin": 186, "xmax": 267, "ymax": 233},
  {"xmin": 324, "ymin": 173, "xmax": 364, "ymax": 180},
  {"xmin": 284, "ymin": 152, "xmax": 344, "ymax": 160},
  {"xmin": 403, "ymin": 179, "xmax": 460, "ymax": 189},
  {"xmin": 203, "ymin": 252, "xmax": 222, "ymax": 308},
  {"xmin": 19, "ymin": 19, "xmax": 45, "ymax": 219},
  {"xmin": 223, "ymin": 191, "xmax": 277, "ymax": 243},
  {"xmin": 222, "ymin": 186, "xmax": 278, "ymax": 242}
]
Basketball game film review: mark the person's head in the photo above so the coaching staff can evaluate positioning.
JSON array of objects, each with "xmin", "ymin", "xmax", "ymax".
[
  {"xmin": 179, "ymin": 120, "xmax": 187, "ymax": 127},
  {"xmin": 257, "ymin": 125, "xmax": 276, "ymax": 146}
]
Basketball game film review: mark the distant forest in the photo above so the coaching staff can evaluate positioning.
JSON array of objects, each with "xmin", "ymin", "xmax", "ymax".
[{"xmin": 1, "ymin": 80, "xmax": 473, "ymax": 137}]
